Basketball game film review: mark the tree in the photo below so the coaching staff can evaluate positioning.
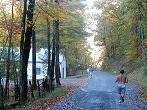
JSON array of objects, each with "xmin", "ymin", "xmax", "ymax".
[
  {"xmin": 46, "ymin": 19, "xmax": 52, "ymax": 92},
  {"xmin": 32, "ymin": 28, "xmax": 36, "ymax": 89},
  {"xmin": 34, "ymin": 0, "xmax": 70, "ymax": 90},
  {"xmin": 20, "ymin": 0, "xmax": 35, "ymax": 102},
  {"xmin": 55, "ymin": 0, "xmax": 61, "ymax": 86},
  {"xmin": 0, "ymin": 75, "xmax": 4, "ymax": 109},
  {"xmin": 4, "ymin": 0, "xmax": 15, "ymax": 100},
  {"xmin": 19, "ymin": 0, "xmax": 27, "ymax": 91},
  {"xmin": 93, "ymin": 0, "xmax": 147, "ymax": 72},
  {"xmin": 50, "ymin": 20, "xmax": 56, "ymax": 90},
  {"xmin": 59, "ymin": 1, "xmax": 89, "ymax": 73}
]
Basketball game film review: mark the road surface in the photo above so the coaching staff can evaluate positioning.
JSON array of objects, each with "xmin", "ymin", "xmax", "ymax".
[{"xmin": 49, "ymin": 71, "xmax": 147, "ymax": 110}]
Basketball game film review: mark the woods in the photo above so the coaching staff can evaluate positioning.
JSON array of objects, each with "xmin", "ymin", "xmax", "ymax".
[
  {"xmin": 94, "ymin": 0, "xmax": 147, "ymax": 74},
  {"xmin": 0, "ymin": 0, "xmax": 91, "ymax": 109},
  {"xmin": 0, "ymin": 0, "xmax": 147, "ymax": 109}
]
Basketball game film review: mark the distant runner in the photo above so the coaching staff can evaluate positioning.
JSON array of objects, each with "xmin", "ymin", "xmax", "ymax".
[
  {"xmin": 115, "ymin": 70, "xmax": 128, "ymax": 103},
  {"xmin": 87, "ymin": 67, "xmax": 93, "ymax": 78}
]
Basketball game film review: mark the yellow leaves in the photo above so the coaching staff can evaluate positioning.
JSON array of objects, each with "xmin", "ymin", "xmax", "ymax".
[
  {"xmin": 73, "ymin": 9, "xmax": 82, "ymax": 15},
  {"xmin": 125, "ymin": 35, "xmax": 139, "ymax": 61},
  {"xmin": 35, "ymin": 2, "xmax": 70, "ymax": 22},
  {"xmin": 26, "ymin": 20, "xmax": 33, "ymax": 27}
]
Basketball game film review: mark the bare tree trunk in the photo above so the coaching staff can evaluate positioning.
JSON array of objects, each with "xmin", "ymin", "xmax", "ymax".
[
  {"xmin": 0, "ymin": 75, "xmax": 4, "ymax": 109},
  {"xmin": 4, "ymin": 39, "xmax": 11, "ymax": 100},
  {"xmin": 50, "ymin": 20, "xmax": 56, "ymax": 91},
  {"xmin": 20, "ymin": 0, "xmax": 27, "ymax": 84},
  {"xmin": 20, "ymin": 0, "xmax": 35, "ymax": 102},
  {"xmin": 55, "ymin": 20, "xmax": 61, "ymax": 86},
  {"xmin": 32, "ymin": 29, "xmax": 36, "ymax": 89},
  {"xmin": 0, "ymin": 36, "xmax": 8, "ymax": 109},
  {"xmin": 46, "ymin": 19, "xmax": 51, "ymax": 92},
  {"xmin": 4, "ymin": 1, "xmax": 14, "ymax": 100},
  {"xmin": 138, "ymin": 2, "xmax": 144, "ymax": 58}
]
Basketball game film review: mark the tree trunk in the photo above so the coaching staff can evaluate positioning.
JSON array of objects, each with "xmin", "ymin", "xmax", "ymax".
[
  {"xmin": 46, "ymin": 18, "xmax": 51, "ymax": 92},
  {"xmin": 55, "ymin": 20, "xmax": 61, "ymax": 86},
  {"xmin": 4, "ymin": 1, "xmax": 14, "ymax": 99},
  {"xmin": 50, "ymin": 20, "xmax": 56, "ymax": 90},
  {"xmin": 52, "ymin": 0, "xmax": 62, "ymax": 86},
  {"xmin": 20, "ymin": 0, "xmax": 35, "ymax": 102},
  {"xmin": 20, "ymin": 0, "xmax": 27, "ymax": 84},
  {"xmin": 138, "ymin": 2, "xmax": 144, "ymax": 58},
  {"xmin": 4, "ymin": 40, "xmax": 11, "ymax": 100},
  {"xmin": 32, "ymin": 29, "xmax": 36, "ymax": 89},
  {"xmin": 0, "ymin": 75, "xmax": 4, "ymax": 110}
]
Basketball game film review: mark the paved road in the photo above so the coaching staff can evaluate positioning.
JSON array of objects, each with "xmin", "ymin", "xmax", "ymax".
[{"xmin": 49, "ymin": 71, "xmax": 147, "ymax": 110}]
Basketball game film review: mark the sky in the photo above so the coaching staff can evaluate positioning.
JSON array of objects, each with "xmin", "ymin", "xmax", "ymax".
[
  {"xmin": 84, "ymin": 0, "xmax": 97, "ymax": 48},
  {"xmin": 84, "ymin": 0, "xmax": 103, "ymax": 67}
]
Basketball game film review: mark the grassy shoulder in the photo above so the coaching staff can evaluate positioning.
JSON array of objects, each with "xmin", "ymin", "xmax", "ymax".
[
  {"xmin": 10, "ymin": 76, "xmax": 88, "ymax": 110},
  {"xmin": 128, "ymin": 67, "xmax": 147, "ymax": 87},
  {"xmin": 103, "ymin": 58, "xmax": 147, "ymax": 99},
  {"xmin": 108, "ymin": 63, "xmax": 147, "ymax": 87},
  {"xmin": 10, "ymin": 87, "xmax": 67, "ymax": 110},
  {"xmin": 128, "ymin": 67, "xmax": 147, "ymax": 99},
  {"xmin": 65, "ymin": 69, "xmax": 88, "ymax": 79}
]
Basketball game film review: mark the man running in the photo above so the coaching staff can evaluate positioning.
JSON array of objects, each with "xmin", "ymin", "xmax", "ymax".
[
  {"xmin": 115, "ymin": 70, "xmax": 128, "ymax": 103},
  {"xmin": 87, "ymin": 67, "xmax": 93, "ymax": 78},
  {"xmin": 89, "ymin": 67, "xmax": 92, "ymax": 78}
]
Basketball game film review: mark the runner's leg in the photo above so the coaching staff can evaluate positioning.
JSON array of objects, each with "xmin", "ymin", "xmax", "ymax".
[
  {"xmin": 121, "ymin": 87, "xmax": 126, "ymax": 102},
  {"xmin": 90, "ymin": 72, "xmax": 92, "ymax": 78},
  {"xmin": 118, "ymin": 87, "xmax": 122, "ymax": 103}
]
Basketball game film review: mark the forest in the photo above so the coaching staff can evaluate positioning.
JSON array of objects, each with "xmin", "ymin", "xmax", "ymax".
[
  {"xmin": 94, "ymin": 0, "xmax": 147, "ymax": 82},
  {"xmin": 0, "ymin": 0, "xmax": 92, "ymax": 109},
  {"xmin": 1, "ymin": 0, "xmax": 147, "ymax": 109}
]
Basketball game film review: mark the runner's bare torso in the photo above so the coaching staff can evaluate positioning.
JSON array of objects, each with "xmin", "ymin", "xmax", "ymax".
[{"xmin": 116, "ymin": 74, "xmax": 128, "ymax": 84}]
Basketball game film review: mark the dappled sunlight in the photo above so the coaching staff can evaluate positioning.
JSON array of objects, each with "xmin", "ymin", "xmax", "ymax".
[
  {"xmin": 85, "ymin": 0, "xmax": 104, "ymax": 68},
  {"xmin": 0, "ymin": 0, "xmax": 147, "ymax": 109}
]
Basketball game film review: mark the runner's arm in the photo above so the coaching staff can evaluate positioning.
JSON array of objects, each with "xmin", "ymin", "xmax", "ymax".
[
  {"xmin": 125, "ymin": 76, "xmax": 128, "ymax": 83},
  {"xmin": 115, "ymin": 76, "xmax": 119, "ymax": 83}
]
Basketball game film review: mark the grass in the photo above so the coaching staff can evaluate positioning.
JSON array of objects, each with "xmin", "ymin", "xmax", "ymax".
[
  {"xmin": 80, "ymin": 74, "xmax": 88, "ymax": 78},
  {"xmin": 10, "ymin": 106, "xmax": 26, "ymax": 110},
  {"xmin": 65, "ymin": 69, "xmax": 88, "ymax": 79},
  {"xmin": 128, "ymin": 67, "xmax": 147, "ymax": 87},
  {"xmin": 33, "ymin": 87, "xmax": 65, "ymax": 103},
  {"xmin": 126, "ymin": 66, "xmax": 147, "ymax": 98},
  {"xmin": 105, "ymin": 63, "xmax": 147, "ymax": 99},
  {"xmin": 109, "ymin": 64, "xmax": 147, "ymax": 87},
  {"xmin": 10, "ymin": 87, "xmax": 67, "ymax": 110},
  {"xmin": 77, "ymin": 70, "xmax": 87, "ymax": 75},
  {"xmin": 104, "ymin": 58, "xmax": 147, "ymax": 98}
]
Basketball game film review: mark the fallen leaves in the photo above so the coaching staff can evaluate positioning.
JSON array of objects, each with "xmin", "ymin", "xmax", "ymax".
[{"xmin": 35, "ymin": 78, "xmax": 88, "ymax": 110}]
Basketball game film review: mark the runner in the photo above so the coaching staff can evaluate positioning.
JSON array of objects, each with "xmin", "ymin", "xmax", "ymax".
[
  {"xmin": 87, "ymin": 67, "xmax": 93, "ymax": 78},
  {"xmin": 115, "ymin": 70, "xmax": 128, "ymax": 103},
  {"xmin": 89, "ymin": 67, "xmax": 92, "ymax": 79}
]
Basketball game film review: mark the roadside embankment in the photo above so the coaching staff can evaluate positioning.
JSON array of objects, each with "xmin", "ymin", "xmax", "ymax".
[{"xmin": 102, "ymin": 58, "xmax": 147, "ymax": 100}]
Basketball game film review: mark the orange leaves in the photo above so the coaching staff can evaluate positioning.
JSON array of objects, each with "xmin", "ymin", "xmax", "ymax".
[
  {"xmin": 35, "ymin": 2, "xmax": 70, "ymax": 22},
  {"xmin": 35, "ymin": 78, "xmax": 88, "ymax": 110},
  {"xmin": 26, "ymin": 20, "xmax": 33, "ymax": 28},
  {"xmin": 0, "ymin": 19, "xmax": 21, "ymax": 34},
  {"xmin": 34, "ymin": 93, "xmax": 66, "ymax": 110}
]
